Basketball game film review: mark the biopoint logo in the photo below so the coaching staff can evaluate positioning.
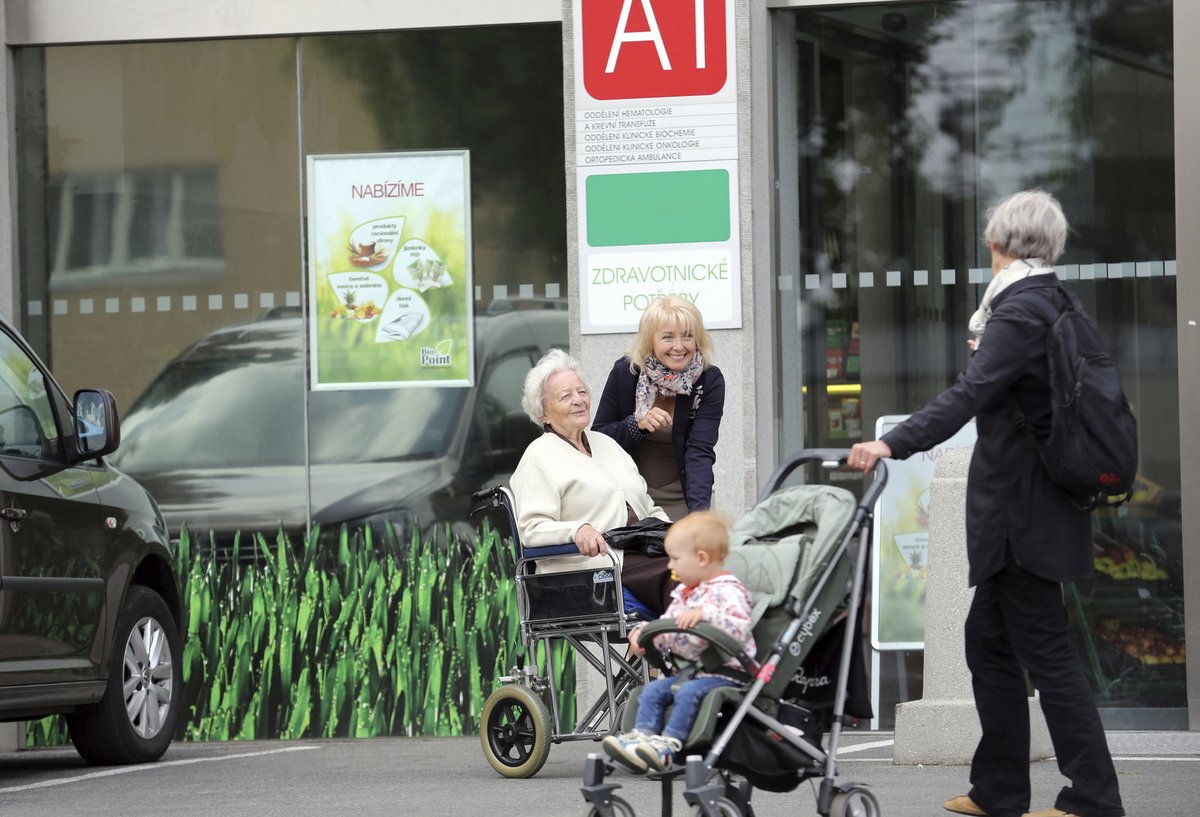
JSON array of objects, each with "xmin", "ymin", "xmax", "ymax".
[{"xmin": 420, "ymin": 339, "xmax": 454, "ymax": 367}]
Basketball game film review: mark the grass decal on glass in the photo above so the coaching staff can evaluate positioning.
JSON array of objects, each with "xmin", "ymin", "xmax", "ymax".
[{"xmin": 26, "ymin": 522, "xmax": 574, "ymax": 744}]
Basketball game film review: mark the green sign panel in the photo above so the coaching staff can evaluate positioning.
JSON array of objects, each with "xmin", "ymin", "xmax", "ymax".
[{"xmin": 585, "ymin": 169, "xmax": 731, "ymax": 247}]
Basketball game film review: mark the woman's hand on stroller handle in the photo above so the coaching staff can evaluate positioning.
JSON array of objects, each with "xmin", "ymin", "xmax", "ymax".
[{"xmin": 847, "ymin": 440, "xmax": 891, "ymax": 474}]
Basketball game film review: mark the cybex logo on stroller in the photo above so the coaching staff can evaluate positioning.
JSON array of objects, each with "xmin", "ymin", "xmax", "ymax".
[{"xmin": 790, "ymin": 609, "xmax": 823, "ymax": 655}]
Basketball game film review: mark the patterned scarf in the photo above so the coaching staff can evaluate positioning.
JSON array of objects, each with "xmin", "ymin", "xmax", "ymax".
[
  {"xmin": 634, "ymin": 350, "xmax": 704, "ymax": 422},
  {"xmin": 968, "ymin": 258, "xmax": 1054, "ymax": 346}
]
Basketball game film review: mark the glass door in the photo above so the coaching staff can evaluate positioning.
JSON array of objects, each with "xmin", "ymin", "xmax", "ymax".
[{"xmin": 775, "ymin": 0, "xmax": 1181, "ymax": 728}]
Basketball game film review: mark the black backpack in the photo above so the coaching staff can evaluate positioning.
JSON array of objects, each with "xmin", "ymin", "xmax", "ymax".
[{"xmin": 1008, "ymin": 285, "xmax": 1139, "ymax": 510}]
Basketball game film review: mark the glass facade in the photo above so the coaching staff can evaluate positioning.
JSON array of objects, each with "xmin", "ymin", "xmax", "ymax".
[
  {"xmin": 13, "ymin": 26, "xmax": 569, "ymax": 554},
  {"xmin": 774, "ymin": 0, "xmax": 1181, "ymax": 727},
  {"xmin": 7, "ymin": 3, "xmax": 1188, "ymax": 733}
]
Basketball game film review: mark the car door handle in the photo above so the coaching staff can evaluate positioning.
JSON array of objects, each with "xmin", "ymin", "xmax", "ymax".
[{"xmin": 0, "ymin": 507, "xmax": 27, "ymax": 522}]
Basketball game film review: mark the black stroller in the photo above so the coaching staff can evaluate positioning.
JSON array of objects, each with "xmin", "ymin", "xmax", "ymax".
[{"xmin": 580, "ymin": 450, "xmax": 886, "ymax": 817}]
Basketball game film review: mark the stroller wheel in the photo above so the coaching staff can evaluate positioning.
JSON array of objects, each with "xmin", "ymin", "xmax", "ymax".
[
  {"xmin": 480, "ymin": 684, "xmax": 552, "ymax": 778},
  {"xmin": 830, "ymin": 785, "xmax": 881, "ymax": 817},
  {"xmin": 688, "ymin": 797, "xmax": 742, "ymax": 817},
  {"xmin": 580, "ymin": 795, "xmax": 636, "ymax": 817}
]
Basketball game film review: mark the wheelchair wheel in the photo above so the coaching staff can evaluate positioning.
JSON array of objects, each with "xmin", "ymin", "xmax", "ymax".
[
  {"xmin": 830, "ymin": 785, "xmax": 881, "ymax": 817},
  {"xmin": 580, "ymin": 795, "xmax": 636, "ymax": 817},
  {"xmin": 480, "ymin": 684, "xmax": 552, "ymax": 778}
]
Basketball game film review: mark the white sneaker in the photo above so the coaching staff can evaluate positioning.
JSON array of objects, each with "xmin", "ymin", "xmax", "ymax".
[
  {"xmin": 601, "ymin": 730, "xmax": 650, "ymax": 773},
  {"xmin": 634, "ymin": 734, "xmax": 683, "ymax": 772}
]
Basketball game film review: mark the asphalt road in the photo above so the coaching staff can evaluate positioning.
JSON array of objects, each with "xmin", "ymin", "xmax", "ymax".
[{"xmin": 0, "ymin": 732, "xmax": 1197, "ymax": 817}]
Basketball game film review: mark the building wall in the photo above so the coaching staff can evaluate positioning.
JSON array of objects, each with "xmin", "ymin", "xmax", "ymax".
[
  {"xmin": 3, "ymin": 1, "xmax": 562, "ymax": 44},
  {"xmin": 1174, "ymin": 0, "xmax": 1200, "ymax": 730},
  {"xmin": 563, "ymin": 0, "xmax": 762, "ymax": 519}
]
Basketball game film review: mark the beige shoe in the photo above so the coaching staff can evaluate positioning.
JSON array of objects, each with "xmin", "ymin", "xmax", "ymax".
[
  {"xmin": 944, "ymin": 795, "xmax": 987, "ymax": 816},
  {"xmin": 1023, "ymin": 809, "xmax": 1075, "ymax": 817}
]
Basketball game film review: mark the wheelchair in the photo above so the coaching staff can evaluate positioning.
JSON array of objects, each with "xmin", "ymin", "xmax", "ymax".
[{"xmin": 472, "ymin": 485, "xmax": 651, "ymax": 778}]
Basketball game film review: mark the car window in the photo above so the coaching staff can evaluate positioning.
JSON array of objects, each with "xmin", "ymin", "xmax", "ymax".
[
  {"xmin": 115, "ymin": 359, "xmax": 307, "ymax": 470},
  {"xmin": 475, "ymin": 353, "xmax": 534, "ymax": 443},
  {"xmin": 114, "ymin": 331, "xmax": 468, "ymax": 470},
  {"xmin": 0, "ymin": 330, "xmax": 58, "ymax": 460}
]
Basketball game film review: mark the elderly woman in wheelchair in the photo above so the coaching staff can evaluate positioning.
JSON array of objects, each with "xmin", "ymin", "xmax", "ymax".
[
  {"xmin": 511, "ymin": 348, "xmax": 676, "ymax": 615},
  {"xmin": 478, "ymin": 348, "xmax": 675, "ymax": 777}
]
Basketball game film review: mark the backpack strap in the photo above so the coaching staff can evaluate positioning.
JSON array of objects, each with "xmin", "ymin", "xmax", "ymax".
[{"xmin": 1003, "ymin": 284, "xmax": 1067, "ymax": 521}]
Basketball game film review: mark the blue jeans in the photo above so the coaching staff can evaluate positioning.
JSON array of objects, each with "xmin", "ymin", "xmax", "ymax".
[{"xmin": 634, "ymin": 675, "xmax": 737, "ymax": 742}]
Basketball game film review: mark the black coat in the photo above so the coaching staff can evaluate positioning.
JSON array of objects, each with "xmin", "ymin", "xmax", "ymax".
[
  {"xmin": 592, "ymin": 357, "xmax": 725, "ymax": 513},
  {"xmin": 881, "ymin": 275, "xmax": 1093, "ymax": 586}
]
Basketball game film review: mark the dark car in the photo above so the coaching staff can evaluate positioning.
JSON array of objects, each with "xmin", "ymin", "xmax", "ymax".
[
  {"xmin": 112, "ymin": 306, "xmax": 565, "ymax": 553},
  {"xmin": 0, "ymin": 316, "xmax": 181, "ymax": 765}
]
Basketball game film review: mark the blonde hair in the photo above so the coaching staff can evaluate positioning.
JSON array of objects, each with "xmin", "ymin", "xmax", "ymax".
[
  {"xmin": 982, "ymin": 189, "xmax": 1069, "ymax": 265},
  {"xmin": 666, "ymin": 510, "xmax": 730, "ymax": 562},
  {"xmin": 521, "ymin": 348, "xmax": 588, "ymax": 425},
  {"xmin": 627, "ymin": 295, "xmax": 714, "ymax": 374}
]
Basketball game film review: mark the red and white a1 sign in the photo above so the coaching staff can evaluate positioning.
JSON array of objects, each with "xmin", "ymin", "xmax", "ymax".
[{"xmin": 581, "ymin": 0, "xmax": 729, "ymax": 100}]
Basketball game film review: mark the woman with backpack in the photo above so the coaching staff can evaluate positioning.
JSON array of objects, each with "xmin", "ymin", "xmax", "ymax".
[{"xmin": 848, "ymin": 190, "xmax": 1125, "ymax": 817}]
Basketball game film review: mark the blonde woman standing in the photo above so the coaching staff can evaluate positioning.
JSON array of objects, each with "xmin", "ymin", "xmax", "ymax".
[{"xmin": 592, "ymin": 295, "xmax": 725, "ymax": 520}]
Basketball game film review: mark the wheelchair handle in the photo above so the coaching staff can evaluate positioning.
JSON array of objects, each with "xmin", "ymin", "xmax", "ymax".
[{"xmin": 471, "ymin": 485, "xmax": 504, "ymax": 506}]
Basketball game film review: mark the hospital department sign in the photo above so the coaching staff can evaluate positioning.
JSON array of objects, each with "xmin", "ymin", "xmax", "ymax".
[{"xmin": 574, "ymin": 0, "xmax": 742, "ymax": 333}]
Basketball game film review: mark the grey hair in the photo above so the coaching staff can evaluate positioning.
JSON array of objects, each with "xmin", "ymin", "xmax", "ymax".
[
  {"xmin": 521, "ymin": 348, "xmax": 588, "ymax": 425},
  {"xmin": 982, "ymin": 189, "xmax": 1069, "ymax": 265}
]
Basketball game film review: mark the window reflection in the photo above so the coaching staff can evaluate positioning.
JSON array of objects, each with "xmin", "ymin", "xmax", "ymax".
[
  {"xmin": 49, "ymin": 167, "xmax": 223, "ymax": 282},
  {"xmin": 781, "ymin": 0, "xmax": 1180, "ymax": 726},
  {"xmin": 16, "ymin": 26, "xmax": 569, "ymax": 554}
]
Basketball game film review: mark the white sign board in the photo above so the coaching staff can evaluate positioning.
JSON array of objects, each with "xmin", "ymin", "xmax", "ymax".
[
  {"xmin": 870, "ymin": 415, "xmax": 977, "ymax": 651},
  {"xmin": 574, "ymin": 0, "xmax": 741, "ymax": 334}
]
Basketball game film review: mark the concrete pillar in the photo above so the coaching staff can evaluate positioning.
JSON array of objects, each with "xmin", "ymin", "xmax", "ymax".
[
  {"xmin": 892, "ymin": 447, "xmax": 1054, "ymax": 764},
  {"xmin": 1, "ymin": 0, "xmax": 17, "ymax": 319},
  {"xmin": 0, "ymin": 722, "xmax": 21, "ymax": 751}
]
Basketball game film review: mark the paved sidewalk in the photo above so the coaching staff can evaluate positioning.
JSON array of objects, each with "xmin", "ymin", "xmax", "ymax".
[{"xmin": 0, "ymin": 732, "xmax": 1197, "ymax": 816}]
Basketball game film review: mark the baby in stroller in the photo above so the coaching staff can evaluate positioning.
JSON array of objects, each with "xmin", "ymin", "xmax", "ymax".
[
  {"xmin": 602, "ymin": 511, "xmax": 756, "ymax": 774},
  {"xmin": 581, "ymin": 453, "xmax": 887, "ymax": 817}
]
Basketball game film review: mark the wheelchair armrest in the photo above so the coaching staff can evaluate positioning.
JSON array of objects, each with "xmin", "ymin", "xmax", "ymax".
[
  {"xmin": 519, "ymin": 542, "xmax": 583, "ymax": 558},
  {"xmin": 635, "ymin": 619, "xmax": 757, "ymax": 674}
]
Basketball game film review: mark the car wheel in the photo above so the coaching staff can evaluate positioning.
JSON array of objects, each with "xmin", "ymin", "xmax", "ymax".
[{"xmin": 67, "ymin": 585, "xmax": 182, "ymax": 765}]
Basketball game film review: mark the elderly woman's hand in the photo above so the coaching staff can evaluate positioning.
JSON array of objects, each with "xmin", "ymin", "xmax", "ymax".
[{"xmin": 574, "ymin": 523, "xmax": 608, "ymax": 557}]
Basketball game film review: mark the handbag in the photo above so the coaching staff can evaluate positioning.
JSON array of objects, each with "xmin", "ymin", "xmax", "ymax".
[{"xmin": 602, "ymin": 517, "xmax": 671, "ymax": 557}]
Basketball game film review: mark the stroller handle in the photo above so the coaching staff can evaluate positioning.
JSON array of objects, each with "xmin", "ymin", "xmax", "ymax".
[{"xmin": 758, "ymin": 448, "xmax": 888, "ymax": 506}]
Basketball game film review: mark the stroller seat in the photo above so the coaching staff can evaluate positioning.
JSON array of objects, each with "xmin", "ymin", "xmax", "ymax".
[{"xmin": 618, "ymin": 483, "xmax": 860, "ymax": 744}]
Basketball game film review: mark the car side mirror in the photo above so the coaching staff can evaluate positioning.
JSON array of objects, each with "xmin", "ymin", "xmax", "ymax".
[{"xmin": 71, "ymin": 389, "xmax": 121, "ymax": 462}]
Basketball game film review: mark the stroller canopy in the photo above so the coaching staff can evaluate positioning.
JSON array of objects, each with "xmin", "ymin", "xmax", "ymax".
[{"xmin": 725, "ymin": 484, "xmax": 858, "ymax": 625}]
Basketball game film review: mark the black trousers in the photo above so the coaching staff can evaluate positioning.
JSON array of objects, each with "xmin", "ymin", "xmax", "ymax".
[{"xmin": 965, "ymin": 558, "xmax": 1124, "ymax": 817}]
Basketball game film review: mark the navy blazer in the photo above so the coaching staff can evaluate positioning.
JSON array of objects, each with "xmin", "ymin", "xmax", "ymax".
[
  {"xmin": 882, "ymin": 275, "xmax": 1093, "ymax": 586},
  {"xmin": 592, "ymin": 357, "xmax": 725, "ymax": 513}
]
